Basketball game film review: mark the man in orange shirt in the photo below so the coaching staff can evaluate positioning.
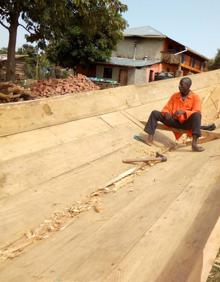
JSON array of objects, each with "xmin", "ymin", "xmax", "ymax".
[{"xmin": 143, "ymin": 77, "xmax": 204, "ymax": 152}]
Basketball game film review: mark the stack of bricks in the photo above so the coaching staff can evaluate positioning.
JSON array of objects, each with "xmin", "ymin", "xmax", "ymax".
[{"xmin": 31, "ymin": 74, "xmax": 100, "ymax": 97}]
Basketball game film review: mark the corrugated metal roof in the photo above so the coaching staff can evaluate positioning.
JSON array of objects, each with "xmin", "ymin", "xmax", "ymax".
[
  {"xmin": 124, "ymin": 26, "xmax": 166, "ymax": 38},
  {"xmin": 102, "ymin": 57, "xmax": 161, "ymax": 67}
]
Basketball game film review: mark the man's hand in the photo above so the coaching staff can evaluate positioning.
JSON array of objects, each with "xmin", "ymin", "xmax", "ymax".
[
  {"xmin": 173, "ymin": 109, "xmax": 185, "ymax": 119},
  {"xmin": 164, "ymin": 112, "xmax": 172, "ymax": 121}
]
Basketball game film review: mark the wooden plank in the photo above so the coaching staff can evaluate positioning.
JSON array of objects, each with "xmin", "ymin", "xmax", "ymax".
[
  {"xmin": 106, "ymin": 148, "xmax": 220, "ymax": 282},
  {"xmin": 0, "ymin": 142, "xmax": 145, "ymax": 250},
  {"xmin": 0, "ymin": 147, "xmax": 202, "ymax": 281},
  {"xmin": 0, "ymin": 116, "xmax": 110, "ymax": 162},
  {"xmin": 1, "ymin": 70, "xmax": 220, "ymax": 137},
  {"xmin": 0, "ymin": 125, "xmax": 136, "ymax": 199},
  {"xmin": 188, "ymin": 217, "xmax": 220, "ymax": 282},
  {"xmin": 0, "ymin": 85, "xmax": 142, "ymax": 137},
  {"xmin": 1, "ymin": 142, "xmax": 220, "ymax": 281}
]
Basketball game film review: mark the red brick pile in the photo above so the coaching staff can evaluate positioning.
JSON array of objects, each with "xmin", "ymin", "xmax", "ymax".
[{"xmin": 31, "ymin": 74, "xmax": 100, "ymax": 97}]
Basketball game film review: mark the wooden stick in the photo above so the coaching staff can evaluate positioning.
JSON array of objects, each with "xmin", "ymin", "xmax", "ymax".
[
  {"xmin": 140, "ymin": 121, "xmax": 220, "ymax": 139},
  {"xmin": 157, "ymin": 123, "xmax": 220, "ymax": 139},
  {"xmin": 103, "ymin": 167, "xmax": 138, "ymax": 188},
  {"xmin": 123, "ymin": 157, "xmax": 161, "ymax": 163}
]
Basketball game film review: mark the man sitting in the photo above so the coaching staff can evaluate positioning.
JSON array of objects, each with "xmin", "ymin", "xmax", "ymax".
[{"xmin": 143, "ymin": 77, "xmax": 204, "ymax": 152}]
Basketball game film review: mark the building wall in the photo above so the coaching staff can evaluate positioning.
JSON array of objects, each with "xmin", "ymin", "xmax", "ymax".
[
  {"xmin": 112, "ymin": 37, "xmax": 164, "ymax": 60},
  {"xmin": 181, "ymin": 53, "xmax": 207, "ymax": 74},
  {"xmin": 96, "ymin": 65, "xmax": 120, "ymax": 82},
  {"xmin": 96, "ymin": 65, "xmax": 147, "ymax": 85},
  {"xmin": 133, "ymin": 68, "xmax": 147, "ymax": 84},
  {"xmin": 146, "ymin": 64, "xmax": 162, "ymax": 82},
  {"xmin": 127, "ymin": 69, "xmax": 135, "ymax": 85},
  {"xmin": 161, "ymin": 63, "xmax": 178, "ymax": 74},
  {"xmin": 76, "ymin": 65, "xmax": 96, "ymax": 77},
  {"xmin": 163, "ymin": 38, "xmax": 184, "ymax": 53},
  {"xmin": 163, "ymin": 37, "xmax": 208, "ymax": 74}
]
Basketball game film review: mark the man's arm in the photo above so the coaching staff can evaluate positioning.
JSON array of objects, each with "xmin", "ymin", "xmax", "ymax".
[
  {"xmin": 161, "ymin": 95, "xmax": 174, "ymax": 119},
  {"xmin": 184, "ymin": 94, "xmax": 201, "ymax": 119}
]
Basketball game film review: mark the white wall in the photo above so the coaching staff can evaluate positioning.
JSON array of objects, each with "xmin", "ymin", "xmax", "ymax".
[
  {"xmin": 96, "ymin": 65, "xmax": 147, "ymax": 85},
  {"xmin": 134, "ymin": 68, "xmax": 147, "ymax": 84},
  {"xmin": 112, "ymin": 38, "xmax": 164, "ymax": 60},
  {"xmin": 127, "ymin": 69, "xmax": 135, "ymax": 85},
  {"xmin": 96, "ymin": 65, "xmax": 119, "ymax": 82}
]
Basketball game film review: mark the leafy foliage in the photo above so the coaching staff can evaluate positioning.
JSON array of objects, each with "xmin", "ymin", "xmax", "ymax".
[
  {"xmin": 0, "ymin": 0, "xmax": 127, "ymax": 80},
  {"xmin": 0, "ymin": 47, "xmax": 7, "ymax": 54},
  {"xmin": 209, "ymin": 49, "xmax": 220, "ymax": 70},
  {"xmin": 46, "ymin": 0, "xmax": 127, "ymax": 68},
  {"xmin": 0, "ymin": 0, "xmax": 70, "ymax": 80}
]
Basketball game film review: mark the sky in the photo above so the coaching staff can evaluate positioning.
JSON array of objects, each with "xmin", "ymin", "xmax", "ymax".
[{"xmin": 0, "ymin": 0, "xmax": 219, "ymax": 59}]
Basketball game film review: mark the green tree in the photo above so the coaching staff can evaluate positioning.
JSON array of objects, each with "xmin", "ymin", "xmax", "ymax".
[
  {"xmin": 0, "ymin": 0, "xmax": 127, "ymax": 81},
  {"xmin": 16, "ymin": 44, "xmax": 36, "ymax": 55},
  {"xmin": 0, "ymin": 0, "xmax": 69, "ymax": 81},
  {"xmin": 46, "ymin": 0, "xmax": 127, "ymax": 68},
  {"xmin": 16, "ymin": 44, "xmax": 53, "ymax": 79},
  {"xmin": 209, "ymin": 49, "xmax": 220, "ymax": 70}
]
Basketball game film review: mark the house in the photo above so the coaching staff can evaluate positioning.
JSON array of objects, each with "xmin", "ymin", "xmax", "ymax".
[{"xmin": 80, "ymin": 26, "xmax": 209, "ymax": 86}]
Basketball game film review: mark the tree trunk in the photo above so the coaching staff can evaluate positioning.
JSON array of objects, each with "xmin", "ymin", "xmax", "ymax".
[{"xmin": 6, "ymin": 13, "xmax": 19, "ymax": 81}]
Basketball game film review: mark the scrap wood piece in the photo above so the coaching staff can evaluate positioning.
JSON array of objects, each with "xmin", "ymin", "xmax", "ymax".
[
  {"xmin": 0, "ymin": 92, "xmax": 11, "ymax": 101},
  {"xmin": 0, "ymin": 82, "xmax": 34, "ymax": 103},
  {"xmin": 0, "ymin": 82, "xmax": 14, "ymax": 89},
  {"xmin": 157, "ymin": 123, "xmax": 220, "ymax": 139},
  {"xmin": 103, "ymin": 167, "xmax": 138, "ymax": 188},
  {"xmin": 0, "ymin": 92, "xmax": 26, "ymax": 102}
]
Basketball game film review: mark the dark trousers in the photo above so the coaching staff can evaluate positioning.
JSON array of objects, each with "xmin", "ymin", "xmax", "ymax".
[{"xmin": 144, "ymin": 110, "xmax": 202, "ymax": 137}]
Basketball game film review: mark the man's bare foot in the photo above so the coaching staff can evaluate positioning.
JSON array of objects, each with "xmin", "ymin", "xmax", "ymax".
[
  {"xmin": 147, "ymin": 134, "xmax": 154, "ymax": 145},
  {"xmin": 139, "ymin": 133, "xmax": 154, "ymax": 146},
  {"xmin": 192, "ymin": 143, "xmax": 205, "ymax": 152}
]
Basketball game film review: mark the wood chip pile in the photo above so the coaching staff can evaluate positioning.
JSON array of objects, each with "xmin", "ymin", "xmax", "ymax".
[{"xmin": 30, "ymin": 74, "xmax": 100, "ymax": 98}]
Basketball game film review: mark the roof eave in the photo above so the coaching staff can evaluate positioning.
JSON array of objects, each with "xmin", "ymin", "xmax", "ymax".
[{"xmin": 124, "ymin": 35, "xmax": 166, "ymax": 39}]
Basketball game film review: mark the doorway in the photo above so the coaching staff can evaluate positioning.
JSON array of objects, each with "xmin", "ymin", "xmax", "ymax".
[
  {"xmin": 119, "ymin": 69, "xmax": 128, "ymax": 85},
  {"xmin": 149, "ymin": 70, "xmax": 154, "ymax": 82}
]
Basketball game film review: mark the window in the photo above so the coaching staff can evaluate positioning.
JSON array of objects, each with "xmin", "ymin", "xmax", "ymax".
[
  {"xmin": 190, "ymin": 57, "xmax": 196, "ymax": 68},
  {"xmin": 200, "ymin": 61, "xmax": 206, "ymax": 71},
  {"xmin": 103, "ymin": 67, "xmax": 112, "ymax": 79},
  {"xmin": 181, "ymin": 54, "xmax": 185, "ymax": 63},
  {"xmin": 167, "ymin": 44, "xmax": 177, "ymax": 53}
]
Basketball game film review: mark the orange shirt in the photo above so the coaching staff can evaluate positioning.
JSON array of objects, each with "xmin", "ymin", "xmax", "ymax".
[{"xmin": 162, "ymin": 91, "xmax": 201, "ymax": 123}]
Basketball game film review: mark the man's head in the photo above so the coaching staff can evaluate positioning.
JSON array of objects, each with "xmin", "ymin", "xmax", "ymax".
[{"xmin": 179, "ymin": 77, "xmax": 192, "ymax": 96}]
